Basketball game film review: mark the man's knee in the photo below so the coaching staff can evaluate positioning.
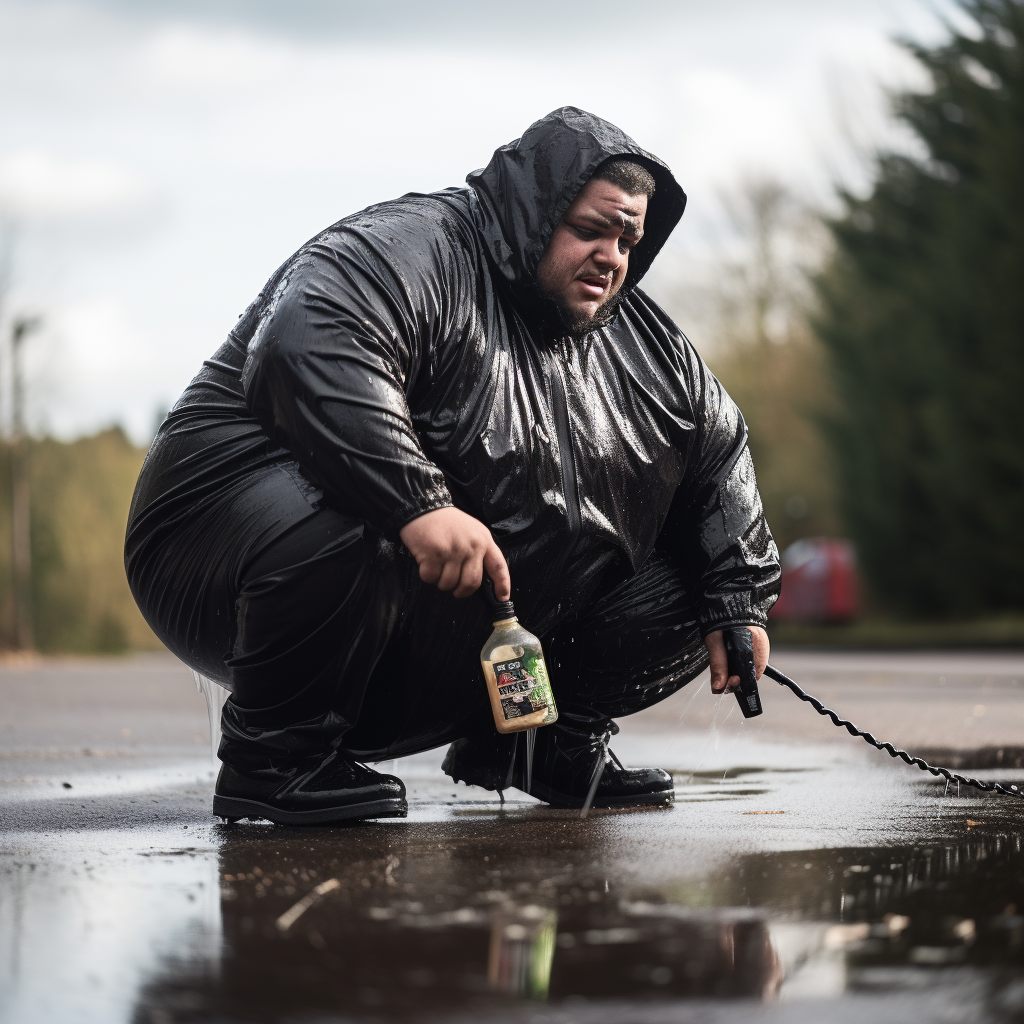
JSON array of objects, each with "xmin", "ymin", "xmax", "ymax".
[{"xmin": 547, "ymin": 551, "xmax": 708, "ymax": 715}]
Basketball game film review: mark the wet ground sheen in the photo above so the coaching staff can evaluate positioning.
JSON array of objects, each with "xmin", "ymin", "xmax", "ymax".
[{"xmin": 2, "ymin": 651, "xmax": 1024, "ymax": 1023}]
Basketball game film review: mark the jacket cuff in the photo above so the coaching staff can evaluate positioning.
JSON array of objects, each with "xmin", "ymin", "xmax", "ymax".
[
  {"xmin": 700, "ymin": 616, "xmax": 767, "ymax": 638},
  {"xmin": 698, "ymin": 590, "xmax": 776, "ymax": 637},
  {"xmin": 384, "ymin": 488, "xmax": 455, "ymax": 536}
]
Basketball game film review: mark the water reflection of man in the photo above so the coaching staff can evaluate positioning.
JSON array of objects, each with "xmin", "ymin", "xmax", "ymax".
[
  {"xmin": 126, "ymin": 108, "xmax": 779, "ymax": 824},
  {"xmin": 135, "ymin": 842, "xmax": 782, "ymax": 1015}
]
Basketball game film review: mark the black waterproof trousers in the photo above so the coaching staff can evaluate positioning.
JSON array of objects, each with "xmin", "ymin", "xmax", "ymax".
[{"xmin": 161, "ymin": 472, "xmax": 710, "ymax": 772}]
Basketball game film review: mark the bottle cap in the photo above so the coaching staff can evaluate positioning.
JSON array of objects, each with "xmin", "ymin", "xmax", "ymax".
[{"xmin": 482, "ymin": 577, "xmax": 516, "ymax": 620}]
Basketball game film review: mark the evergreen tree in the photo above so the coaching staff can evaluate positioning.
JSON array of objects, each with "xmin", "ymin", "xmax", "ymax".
[{"xmin": 817, "ymin": 0, "xmax": 1024, "ymax": 615}]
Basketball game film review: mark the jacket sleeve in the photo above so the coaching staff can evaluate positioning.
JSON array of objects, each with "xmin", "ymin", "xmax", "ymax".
[
  {"xmin": 241, "ymin": 207, "xmax": 458, "ymax": 534},
  {"xmin": 665, "ymin": 348, "xmax": 781, "ymax": 635}
]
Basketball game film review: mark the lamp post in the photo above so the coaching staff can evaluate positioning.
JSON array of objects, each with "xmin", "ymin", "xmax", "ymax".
[{"xmin": 11, "ymin": 316, "xmax": 40, "ymax": 650}]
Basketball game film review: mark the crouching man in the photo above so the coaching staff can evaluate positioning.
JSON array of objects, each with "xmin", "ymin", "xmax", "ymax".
[{"xmin": 125, "ymin": 107, "xmax": 780, "ymax": 824}]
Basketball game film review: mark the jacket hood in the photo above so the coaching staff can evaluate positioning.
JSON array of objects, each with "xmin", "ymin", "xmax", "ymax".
[{"xmin": 467, "ymin": 107, "xmax": 686, "ymax": 293}]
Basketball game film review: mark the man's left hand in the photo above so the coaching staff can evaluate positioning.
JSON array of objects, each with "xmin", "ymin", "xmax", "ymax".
[{"xmin": 705, "ymin": 626, "xmax": 769, "ymax": 693}]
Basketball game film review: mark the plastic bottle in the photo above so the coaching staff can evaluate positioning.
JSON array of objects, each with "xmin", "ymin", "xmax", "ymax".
[{"xmin": 480, "ymin": 581, "xmax": 558, "ymax": 734}]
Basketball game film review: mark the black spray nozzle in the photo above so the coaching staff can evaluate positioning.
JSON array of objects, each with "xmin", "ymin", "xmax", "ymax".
[
  {"xmin": 723, "ymin": 627, "xmax": 763, "ymax": 718},
  {"xmin": 481, "ymin": 576, "xmax": 516, "ymax": 621}
]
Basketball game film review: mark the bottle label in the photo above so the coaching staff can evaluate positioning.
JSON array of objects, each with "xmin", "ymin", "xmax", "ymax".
[{"xmin": 493, "ymin": 652, "xmax": 554, "ymax": 720}]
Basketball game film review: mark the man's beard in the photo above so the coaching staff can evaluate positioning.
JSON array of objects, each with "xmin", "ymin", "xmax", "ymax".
[{"xmin": 544, "ymin": 287, "xmax": 624, "ymax": 339}]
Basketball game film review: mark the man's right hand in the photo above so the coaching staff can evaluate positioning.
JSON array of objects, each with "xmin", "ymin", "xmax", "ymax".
[
  {"xmin": 705, "ymin": 626, "xmax": 770, "ymax": 693},
  {"xmin": 399, "ymin": 507, "xmax": 511, "ymax": 601}
]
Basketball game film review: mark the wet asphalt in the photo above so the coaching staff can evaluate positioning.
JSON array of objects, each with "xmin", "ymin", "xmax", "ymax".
[{"xmin": 2, "ymin": 650, "xmax": 1024, "ymax": 1024}]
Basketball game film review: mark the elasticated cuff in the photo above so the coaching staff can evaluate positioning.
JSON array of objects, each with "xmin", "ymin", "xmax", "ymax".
[
  {"xmin": 699, "ymin": 615, "xmax": 768, "ymax": 639},
  {"xmin": 383, "ymin": 489, "xmax": 455, "ymax": 536}
]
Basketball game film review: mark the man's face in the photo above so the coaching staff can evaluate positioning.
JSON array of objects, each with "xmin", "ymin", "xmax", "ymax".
[{"xmin": 535, "ymin": 176, "xmax": 647, "ymax": 333}]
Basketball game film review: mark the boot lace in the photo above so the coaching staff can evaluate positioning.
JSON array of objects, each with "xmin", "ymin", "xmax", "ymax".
[{"xmin": 581, "ymin": 720, "xmax": 621, "ymax": 819}]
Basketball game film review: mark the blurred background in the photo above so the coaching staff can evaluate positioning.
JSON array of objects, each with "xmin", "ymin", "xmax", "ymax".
[{"xmin": 0, "ymin": 0, "xmax": 1019, "ymax": 653}]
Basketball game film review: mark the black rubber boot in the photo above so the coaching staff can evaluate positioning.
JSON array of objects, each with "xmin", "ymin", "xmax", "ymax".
[
  {"xmin": 442, "ymin": 713, "xmax": 674, "ymax": 810},
  {"xmin": 213, "ymin": 751, "xmax": 407, "ymax": 824}
]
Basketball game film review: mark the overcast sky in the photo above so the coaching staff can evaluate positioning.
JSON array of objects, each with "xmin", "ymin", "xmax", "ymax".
[{"xmin": 0, "ymin": 0, "xmax": 954, "ymax": 443}]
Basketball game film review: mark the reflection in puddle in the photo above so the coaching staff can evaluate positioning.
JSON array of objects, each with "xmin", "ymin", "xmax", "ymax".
[
  {"xmin": 673, "ymin": 767, "xmax": 811, "ymax": 803},
  {"xmin": 487, "ymin": 907, "xmax": 556, "ymax": 998},
  {"xmin": 0, "ymin": 837, "xmax": 221, "ymax": 1024},
  {"xmin": 101, "ymin": 827, "xmax": 1024, "ymax": 1020},
  {"xmin": 552, "ymin": 906, "xmax": 782, "ymax": 1000}
]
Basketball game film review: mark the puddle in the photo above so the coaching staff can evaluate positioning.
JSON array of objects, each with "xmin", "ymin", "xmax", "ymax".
[
  {"xmin": 5, "ymin": 752, "xmax": 1024, "ymax": 1023},
  {"xmin": 684, "ymin": 766, "xmax": 815, "ymax": 781},
  {"xmin": 915, "ymin": 747, "xmax": 1024, "ymax": 770},
  {"xmin": 78, "ymin": 824, "xmax": 1020, "ymax": 1022}
]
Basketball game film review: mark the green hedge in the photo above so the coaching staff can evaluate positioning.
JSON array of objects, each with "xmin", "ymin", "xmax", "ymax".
[{"xmin": 0, "ymin": 429, "xmax": 161, "ymax": 653}]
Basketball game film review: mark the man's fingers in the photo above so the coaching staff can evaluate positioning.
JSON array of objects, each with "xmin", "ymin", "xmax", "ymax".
[
  {"xmin": 713, "ymin": 673, "xmax": 740, "ymax": 693},
  {"xmin": 417, "ymin": 557, "xmax": 443, "ymax": 587},
  {"xmin": 453, "ymin": 552, "xmax": 484, "ymax": 599},
  {"xmin": 705, "ymin": 630, "xmax": 729, "ymax": 693},
  {"xmin": 706, "ymin": 628, "xmax": 762, "ymax": 694},
  {"xmin": 483, "ymin": 544, "xmax": 511, "ymax": 602},
  {"xmin": 751, "ymin": 625, "xmax": 770, "ymax": 679},
  {"xmin": 435, "ymin": 558, "xmax": 463, "ymax": 593},
  {"xmin": 400, "ymin": 509, "xmax": 509, "ymax": 600}
]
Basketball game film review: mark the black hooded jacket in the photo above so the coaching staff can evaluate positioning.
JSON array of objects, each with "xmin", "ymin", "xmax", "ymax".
[{"xmin": 127, "ymin": 107, "xmax": 779, "ymax": 647}]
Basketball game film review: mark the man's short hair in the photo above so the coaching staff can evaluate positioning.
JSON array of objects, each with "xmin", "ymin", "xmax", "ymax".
[{"xmin": 593, "ymin": 158, "xmax": 656, "ymax": 199}]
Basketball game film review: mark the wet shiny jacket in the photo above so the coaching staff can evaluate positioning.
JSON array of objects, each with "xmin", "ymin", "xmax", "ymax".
[{"xmin": 128, "ymin": 107, "xmax": 779, "ymax": 647}]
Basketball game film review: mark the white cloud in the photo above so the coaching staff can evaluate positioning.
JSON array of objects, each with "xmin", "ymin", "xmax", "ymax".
[
  {"xmin": 0, "ymin": 0, "xmax": 953, "ymax": 441},
  {"xmin": 21, "ymin": 297, "xmax": 171, "ymax": 443},
  {"xmin": 671, "ymin": 69, "xmax": 809, "ymax": 186},
  {"xmin": 138, "ymin": 24, "xmax": 296, "ymax": 93},
  {"xmin": 0, "ymin": 149, "xmax": 161, "ymax": 227}
]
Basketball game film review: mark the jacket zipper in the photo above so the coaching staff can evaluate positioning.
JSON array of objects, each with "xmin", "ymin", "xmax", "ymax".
[{"xmin": 549, "ymin": 349, "xmax": 582, "ymax": 550}]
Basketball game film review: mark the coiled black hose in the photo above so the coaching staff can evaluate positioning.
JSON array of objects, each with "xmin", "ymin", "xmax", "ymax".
[{"xmin": 764, "ymin": 664, "xmax": 1024, "ymax": 799}]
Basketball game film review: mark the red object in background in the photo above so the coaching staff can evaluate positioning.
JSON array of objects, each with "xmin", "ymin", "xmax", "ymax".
[{"xmin": 770, "ymin": 538, "xmax": 861, "ymax": 623}]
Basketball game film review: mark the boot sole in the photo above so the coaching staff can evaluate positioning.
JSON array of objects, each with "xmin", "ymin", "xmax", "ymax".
[
  {"xmin": 212, "ymin": 794, "xmax": 408, "ymax": 825},
  {"xmin": 529, "ymin": 782, "xmax": 675, "ymax": 810},
  {"xmin": 448, "ymin": 766, "xmax": 675, "ymax": 810}
]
